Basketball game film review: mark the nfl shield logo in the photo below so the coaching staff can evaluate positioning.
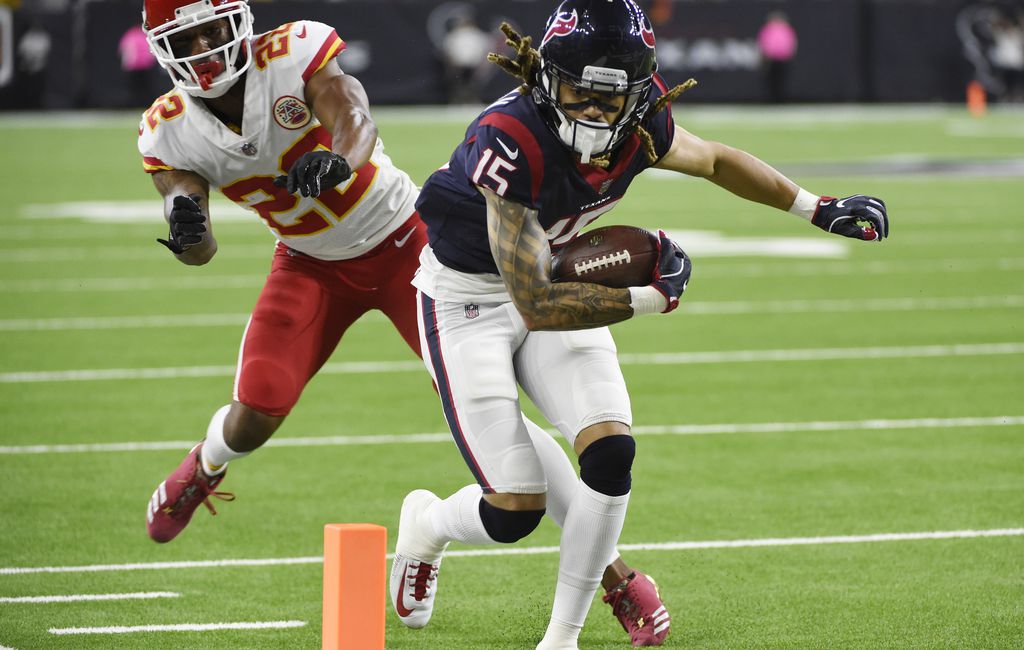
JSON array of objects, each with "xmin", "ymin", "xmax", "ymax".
[{"xmin": 464, "ymin": 304, "xmax": 480, "ymax": 319}]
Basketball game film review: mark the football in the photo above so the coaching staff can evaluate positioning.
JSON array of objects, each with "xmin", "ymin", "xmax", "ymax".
[{"xmin": 550, "ymin": 225, "xmax": 659, "ymax": 288}]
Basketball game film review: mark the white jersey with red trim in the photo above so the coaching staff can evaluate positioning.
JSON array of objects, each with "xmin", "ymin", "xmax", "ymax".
[{"xmin": 137, "ymin": 20, "xmax": 417, "ymax": 260}]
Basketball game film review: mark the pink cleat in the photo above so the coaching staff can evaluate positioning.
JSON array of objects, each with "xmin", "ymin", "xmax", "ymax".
[
  {"xmin": 603, "ymin": 572, "xmax": 671, "ymax": 646},
  {"xmin": 145, "ymin": 443, "xmax": 234, "ymax": 543}
]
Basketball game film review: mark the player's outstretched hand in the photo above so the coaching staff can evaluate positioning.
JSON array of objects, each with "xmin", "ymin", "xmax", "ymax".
[
  {"xmin": 813, "ymin": 195, "xmax": 889, "ymax": 241},
  {"xmin": 650, "ymin": 229, "xmax": 692, "ymax": 313},
  {"xmin": 157, "ymin": 194, "xmax": 206, "ymax": 254},
  {"xmin": 273, "ymin": 151, "xmax": 351, "ymax": 198}
]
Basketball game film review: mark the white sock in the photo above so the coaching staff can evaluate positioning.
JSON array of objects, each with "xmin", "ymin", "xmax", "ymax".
[
  {"xmin": 522, "ymin": 417, "xmax": 576, "ymax": 527},
  {"xmin": 537, "ymin": 619, "xmax": 580, "ymax": 648},
  {"xmin": 426, "ymin": 484, "xmax": 496, "ymax": 545},
  {"xmin": 200, "ymin": 405, "xmax": 249, "ymax": 476},
  {"xmin": 523, "ymin": 418, "xmax": 620, "ymax": 568},
  {"xmin": 545, "ymin": 483, "xmax": 630, "ymax": 636}
]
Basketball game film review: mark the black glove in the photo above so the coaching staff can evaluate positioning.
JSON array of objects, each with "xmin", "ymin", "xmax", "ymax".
[
  {"xmin": 650, "ymin": 229, "xmax": 692, "ymax": 313},
  {"xmin": 813, "ymin": 195, "xmax": 889, "ymax": 241},
  {"xmin": 157, "ymin": 194, "xmax": 206, "ymax": 254},
  {"xmin": 273, "ymin": 151, "xmax": 352, "ymax": 198}
]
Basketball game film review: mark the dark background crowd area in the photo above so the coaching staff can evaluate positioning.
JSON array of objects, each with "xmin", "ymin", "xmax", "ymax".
[{"xmin": 1, "ymin": 0, "xmax": 1023, "ymax": 111}]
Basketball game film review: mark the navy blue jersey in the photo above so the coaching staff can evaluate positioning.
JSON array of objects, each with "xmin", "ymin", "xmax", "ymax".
[{"xmin": 416, "ymin": 75, "xmax": 677, "ymax": 274}]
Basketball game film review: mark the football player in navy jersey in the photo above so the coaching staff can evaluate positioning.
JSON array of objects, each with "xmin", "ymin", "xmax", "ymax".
[
  {"xmin": 139, "ymin": 3, "xmax": 670, "ymax": 645},
  {"xmin": 391, "ymin": 0, "xmax": 889, "ymax": 648}
]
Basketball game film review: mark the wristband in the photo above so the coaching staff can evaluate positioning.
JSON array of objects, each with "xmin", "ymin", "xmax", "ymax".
[
  {"xmin": 787, "ymin": 188, "xmax": 820, "ymax": 221},
  {"xmin": 629, "ymin": 285, "xmax": 668, "ymax": 316}
]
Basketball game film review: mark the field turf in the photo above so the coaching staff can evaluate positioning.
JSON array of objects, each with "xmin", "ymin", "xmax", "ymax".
[{"xmin": 0, "ymin": 105, "xmax": 1022, "ymax": 649}]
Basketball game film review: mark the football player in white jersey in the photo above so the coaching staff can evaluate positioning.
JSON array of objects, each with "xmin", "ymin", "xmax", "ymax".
[{"xmin": 137, "ymin": 0, "xmax": 671, "ymax": 641}]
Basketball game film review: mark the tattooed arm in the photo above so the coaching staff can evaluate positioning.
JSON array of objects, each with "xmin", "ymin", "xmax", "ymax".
[{"xmin": 482, "ymin": 187, "xmax": 634, "ymax": 331}]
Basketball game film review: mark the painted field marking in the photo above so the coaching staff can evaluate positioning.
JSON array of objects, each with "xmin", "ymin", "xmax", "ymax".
[
  {"xmin": 0, "ymin": 314, "xmax": 250, "ymax": 331},
  {"xmin": 3, "ymin": 295, "xmax": 1022, "ymax": 332},
  {"xmin": 0, "ymin": 258, "xmax": 1021, "ymax": 293},
  {"xmin": 4, "ymin": 528, "xmax": 1021, "ymax": 576},
  {"xmin": 0, "ymin": 415, "xmax": 1020, "ymax": 456},
  {"xmin": 0, "ymin": 274, "xmax": 264, "ymax": 293},
  {"xmin": 0, "ymin": 244, "xmax": 272, "ymax": 263},
  {"xmin": 48, "ymin": 621, "xmax": 307, "ymax": 636},
  {"xmin": 3, "ymin": 230, "xmax": 843, "ymax": 261},
  {"xmin": 3, "ymin": 342, "xmax": 1022, "ymax": 384},
  {"xmin": 0, "ymin": 591, "xmax": 179, "ymax": 604}
]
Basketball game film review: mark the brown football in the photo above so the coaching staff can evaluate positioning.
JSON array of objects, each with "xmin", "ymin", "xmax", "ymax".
[{"xmin": 550, "ymin": 225, "xmax": 659, "ymax": 288}]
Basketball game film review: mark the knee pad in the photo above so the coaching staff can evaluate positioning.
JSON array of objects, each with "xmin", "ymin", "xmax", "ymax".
[
  {"xmin": 478, "ymin": 500, "xmax": 545, "ymax": 543},
  {"xmin": 578, "ymin": 435, "xmax": 636, "ymax": 497}
]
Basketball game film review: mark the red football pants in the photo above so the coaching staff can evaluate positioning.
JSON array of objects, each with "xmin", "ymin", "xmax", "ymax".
[{"xmin": 234, "ymin": 214, "xmax": 427, "ymax": 416}]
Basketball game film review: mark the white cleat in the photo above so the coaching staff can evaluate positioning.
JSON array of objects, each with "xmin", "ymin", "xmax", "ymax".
[{"xmin": 390, "ymin": 489, "xmax": 449, "ymax": 629}]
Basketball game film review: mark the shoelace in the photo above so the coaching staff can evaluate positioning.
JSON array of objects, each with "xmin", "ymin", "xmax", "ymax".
[
  {"xmin": 605, "ymin": 575, "xmax": 647, "ymax": 631},
  {"xmin": 167, "ymin": 477, "xmax": 235, "ymax": 518},
  {"xmin": 406, "ymin": 562, "xmax": 438, "ymax": 601},
  {"xmin": 612, "ymin": 592, "xmax": 643, "ymax": 628}
]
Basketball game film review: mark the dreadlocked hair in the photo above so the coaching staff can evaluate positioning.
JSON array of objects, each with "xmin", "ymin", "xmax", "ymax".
[
  {"xmin": 486, "ymin": 22, "xmax": 541, "ymax": 92},
  {"xmin": 636, "ymin": 77, "xmax": 698, "ymax": 164}
]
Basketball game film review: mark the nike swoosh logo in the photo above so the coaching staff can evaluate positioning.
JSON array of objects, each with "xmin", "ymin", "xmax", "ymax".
[
  {"xmin": 495, "ymin": 137, "xmax": 519, "ymax": 161},
  {"xmin": 296, "ymin": 25, "xmax": 307, "ymax": 39},
  {"xmin": 393, "ymin": 227, "xmax": 416, "ymax": 248},
  {"xmin": 836, "ymin": 195, "xmax": 864, "ymax": 208},
  {"xmin": 395, "ymin": 569, "xmax": 415, "ymax": 618}
]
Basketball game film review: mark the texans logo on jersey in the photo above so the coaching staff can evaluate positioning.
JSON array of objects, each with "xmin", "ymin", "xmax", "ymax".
[{"xmin": 542, "ymin": 10, "xmax": 578, "ymax": 46}]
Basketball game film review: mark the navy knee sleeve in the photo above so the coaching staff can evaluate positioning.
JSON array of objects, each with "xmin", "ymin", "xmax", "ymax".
[
  {"xmin": 579, "ymin": 435, "xmax": 636, "ymax": 497},
  {"xmin": 478, "ymin": 500, "xmax": 545, "ymax": 543}
]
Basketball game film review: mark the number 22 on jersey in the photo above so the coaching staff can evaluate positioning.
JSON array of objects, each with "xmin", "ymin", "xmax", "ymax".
[{"xmin": 221, "ymin": 127, "xmax": 378, "ymax": 237}]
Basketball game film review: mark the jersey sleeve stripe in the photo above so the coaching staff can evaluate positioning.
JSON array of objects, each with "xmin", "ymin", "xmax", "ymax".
[
  {"xmin": 142, "ymin": 156, "xmax": 174, "ymax": 174},
  {"xmin": 302, "ymin": 30, "xmax": 346, "ymax": 83},
  {"xmin": 478, "ymin": 113, "xmax": 544, "ymax": 205}
]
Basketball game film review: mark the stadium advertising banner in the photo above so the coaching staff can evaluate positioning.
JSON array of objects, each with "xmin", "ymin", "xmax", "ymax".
[{"xmin": 7, "ymin": 0, "xmax": 981, "ymax": 109}]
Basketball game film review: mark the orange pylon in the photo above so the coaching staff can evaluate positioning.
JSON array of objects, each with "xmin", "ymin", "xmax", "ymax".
[
  {"xmin": 322, "ymin": 523, "xmax": 387, "ymax": 650},
  {"xmin": 967, "ymin": 80, "xmax": 987, "ymax": 117}
]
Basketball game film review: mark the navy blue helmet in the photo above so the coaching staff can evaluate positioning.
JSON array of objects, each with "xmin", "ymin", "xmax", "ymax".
[{"xmin": 534, "ymin": 0, "xmax": 658, "ymax": 162}]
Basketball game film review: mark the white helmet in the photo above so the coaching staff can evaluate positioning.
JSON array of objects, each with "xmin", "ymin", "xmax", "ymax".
[{"xmin": 143, "ymin": 0, "xmax": 253, "ymax": 99}]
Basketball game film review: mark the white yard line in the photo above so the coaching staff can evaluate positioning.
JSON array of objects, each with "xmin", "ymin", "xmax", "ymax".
[
  {"xmin": 0, "ymin": 245, "xmax": 273, "ymax": 263},
  {"xmin": 0, "ymin": 275, "xmax": 264, "ymax": 293},
  {"xmin": 0, "ymin": 592, "xmax": 179, "ymax": 604},
  {"xmin": 0, "ymin": 415, "xmax": 1020, "ymax": 456},
  {"xmin": 3, "ymin": 342, "xmax": 1022, "ymax": 384},
  {"xmin": 4, "ymin": 529, "xmax": 1021, "ymax": 576},
  {"xmin": 0, "ymin": 314, "xmax": 250, "ymax": 331},
  {"xmin": 0, "ymin": 258, "xmax": 1021, "ymax": 293},
  {"xmin": 49, "ymin": 621, "xmax": 307, "ymax": 636},
  {"xmin": 2, "ymin": 295, "xmax": 1021, "ymax": 331}
]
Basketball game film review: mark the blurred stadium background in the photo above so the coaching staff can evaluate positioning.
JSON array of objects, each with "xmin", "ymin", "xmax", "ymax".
[
  {"xmin": 1, "ymin": 0, "xmax": 1022, "ymax": 649},
  {"xmin": 2, "ymin": 0, "xmax": 1024, "ymax": 109}
]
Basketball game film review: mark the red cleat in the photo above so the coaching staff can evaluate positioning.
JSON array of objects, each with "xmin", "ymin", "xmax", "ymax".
[
  {"xmin": 603, "ymin": 572, "xmax": 671, "ymax": 646},
  {"xmin": 145, "ymin": 443, "xmax": 234, "ymax": 543}
]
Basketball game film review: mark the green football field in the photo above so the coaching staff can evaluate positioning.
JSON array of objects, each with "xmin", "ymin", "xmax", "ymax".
[{"xmin": 0, "ymin": 104, "xmax": 1022, "ymax": 649}]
